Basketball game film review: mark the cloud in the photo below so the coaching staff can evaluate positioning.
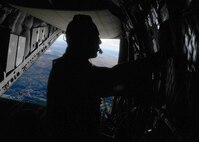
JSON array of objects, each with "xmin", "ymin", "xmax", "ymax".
[{"xmin": 100, "ymin": 39, "xmax": 120, "ymax": 52}]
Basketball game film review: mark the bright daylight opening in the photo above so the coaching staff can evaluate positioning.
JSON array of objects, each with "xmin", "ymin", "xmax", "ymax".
[{"xmin": 2, "ymin": 34, "xmax": 120, "ymax": 106}]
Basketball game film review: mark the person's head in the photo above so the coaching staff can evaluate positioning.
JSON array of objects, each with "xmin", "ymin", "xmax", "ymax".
[{"xmin": 65, "ymin": 14, "xmax": 101, "ymax": 59}]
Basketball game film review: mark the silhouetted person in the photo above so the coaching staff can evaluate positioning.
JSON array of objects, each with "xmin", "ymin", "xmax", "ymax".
[
  {"xmin": 47, "ymin": 14, "xmax": 113, "ymax": 142},
  {"xmin": 47, "ymin": 14, "xmax": 152, "ymax": 142}
]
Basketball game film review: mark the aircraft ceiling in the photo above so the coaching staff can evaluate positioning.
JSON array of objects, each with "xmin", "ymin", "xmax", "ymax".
[
  {"xmin": 4, "ymin": 0, "xmax": 122, "ymax": 38},
  {"xmin": 3, "ymin": 0, "xmax": 113, "ymax": 10}
]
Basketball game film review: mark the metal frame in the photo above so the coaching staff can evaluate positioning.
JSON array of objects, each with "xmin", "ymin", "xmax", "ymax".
[{"xmin": 0, "ymin": 29, "xmax": 62, "ymax": 96}]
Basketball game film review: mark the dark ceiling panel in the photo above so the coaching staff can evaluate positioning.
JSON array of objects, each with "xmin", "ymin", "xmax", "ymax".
[{"xmin": 3, "ymin": 0, "xmax": 109, "ymax": 10}]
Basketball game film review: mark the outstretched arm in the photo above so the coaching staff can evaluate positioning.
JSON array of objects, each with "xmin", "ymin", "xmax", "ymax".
[{"xmin": 101, "ymin": 59, "xmax": 152, "ymax": 98}]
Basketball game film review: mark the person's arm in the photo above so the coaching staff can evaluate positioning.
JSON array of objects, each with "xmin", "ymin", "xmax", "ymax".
[{"xmin": 102, "ymin": 59, "xmax": 152, "ymax": 98}]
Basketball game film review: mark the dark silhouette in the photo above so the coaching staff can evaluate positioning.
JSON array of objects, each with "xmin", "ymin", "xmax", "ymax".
[
  {"xmin": 47, "ymin": 14, "xmax": 151, "ymax": 142},
  {"xmin": 47, "ymin": 14, "xmax": 114, "ymax": 142}
]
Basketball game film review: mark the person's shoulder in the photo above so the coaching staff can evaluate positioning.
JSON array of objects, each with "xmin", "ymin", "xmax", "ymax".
[
  {"xmin": 91, "ymin": 64, "xmax": 111, "ymax": 72},
  {"xmin": 53, "ymin": 57, "xmax": 64, "ymax": 64},
  {"xmin": 52, "ymin": 56, "xmax": 67, "ymax": 67},
  {"xmin": 50, "ymin": 57, "xmax": 67, "ymax": 73},
  {"xmin": 49, "ymin": 56, "xmax": 68, "ymax": 78}
]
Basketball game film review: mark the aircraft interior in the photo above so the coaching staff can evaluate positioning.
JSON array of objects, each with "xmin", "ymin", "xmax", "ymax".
[{"xmin": 0, "ymin": 0, "xmax": 199, "ymax": 141}]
